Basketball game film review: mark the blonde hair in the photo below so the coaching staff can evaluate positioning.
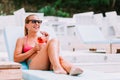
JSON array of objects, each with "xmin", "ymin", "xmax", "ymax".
[{"xmin": 24, "ymin": 14, "xmax": 38, "ymax": 36}]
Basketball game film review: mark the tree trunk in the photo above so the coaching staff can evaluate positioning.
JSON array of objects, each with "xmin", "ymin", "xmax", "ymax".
[{"xmin": 112, "ymin": 0, "xmax": 116, "ymax": 8}]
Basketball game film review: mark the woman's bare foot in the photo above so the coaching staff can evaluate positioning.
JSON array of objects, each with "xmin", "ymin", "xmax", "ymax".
[
  {"xmin": 69, "ymin": 66, "xmax": 83, "ymax": 76},
  {"xmin": 54, "ymin": 67, "xmax": 67, "ymax": 74}
]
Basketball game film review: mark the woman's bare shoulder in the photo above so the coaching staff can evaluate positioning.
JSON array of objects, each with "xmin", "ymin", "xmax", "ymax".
[{"xmin": 17, "ymin": 36, "xmax": 26, "ymax": 43}]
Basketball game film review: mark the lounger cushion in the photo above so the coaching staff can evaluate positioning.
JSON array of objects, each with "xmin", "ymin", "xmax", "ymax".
[{"xmin": 22, "ymin": 69, "xmax": 120, "ymax": 80}]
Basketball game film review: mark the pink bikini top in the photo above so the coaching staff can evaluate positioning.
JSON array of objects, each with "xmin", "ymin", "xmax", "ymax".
[{"xmin": 23, "ymin": 36, "xmax": 33, "ymax": 52}]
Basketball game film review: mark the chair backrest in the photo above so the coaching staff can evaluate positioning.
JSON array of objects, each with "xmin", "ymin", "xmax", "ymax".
[
  {"xmin": 13, "ymin": 8, "xmax": 26, "ymax": 27},
  {"xmin": 76, "ymin": 25, "xmax": 107, "ymax": 44},
  {"xmin": 4, "ymin": 26, "xmax": 24, "ymax": 61},
  {"xmin": 4, "ymin": 26, "xmax": 28, "ymax": 69},
  {"xmin": 73, "ymin": 12, "xmax": 94, "ymax": 26},
  {"xmin": 0, "ymin": 15, "xmax": 16, "ymax": 29},
  {"xmin": 105, "ymin": 11, "xmax": 117, "ymax": 17},
  {"xmin": 4, "ymin": 26, "xmax": 56, "ymax": 69},
  {"xmin": 93, "ymin": 13, "xmax": 104, "ymax": 29}
]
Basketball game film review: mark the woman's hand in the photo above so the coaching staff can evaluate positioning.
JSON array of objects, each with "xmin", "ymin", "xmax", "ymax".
[
  {"xmin": 33, "ymin": 43, "xmax": 40, "ymax": 52},
  {"xmin": 33, "ymin": 43, "xmax": 46, "ymax": 52},
  {"xmin": 40, "ymin": 31, "xmax": 49, "ymax": 42},
  {"xmin": 40, "ymin": 31, "xmax": 49, "ymax": 37}
]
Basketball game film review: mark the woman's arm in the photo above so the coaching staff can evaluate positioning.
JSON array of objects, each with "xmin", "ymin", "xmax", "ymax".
[{"xmin": 14, "ymin": 38, "xmax": 36, "ymax": 62}]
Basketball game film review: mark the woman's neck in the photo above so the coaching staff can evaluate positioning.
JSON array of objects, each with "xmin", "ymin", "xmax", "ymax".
[{"xmin": 27, "ymin": 32, "xmax": 37, "ymax": 39}]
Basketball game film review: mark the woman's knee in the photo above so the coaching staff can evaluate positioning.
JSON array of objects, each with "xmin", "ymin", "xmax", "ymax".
[
  {"xmin": 47, "ymin": 38, "xmax": 60, "ymax": 51},
  {"xmin": 49, "ymin": 38, "xmax": 59, "ymax": 44}
]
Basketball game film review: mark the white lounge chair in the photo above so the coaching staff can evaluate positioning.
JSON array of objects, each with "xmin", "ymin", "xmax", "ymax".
[
  {"xmin": 73, "ymin": 12, "xmax": 112, "ymax": 53},
  {"xmin": 105, "ymin": 11, "xmax": 120, "ymax": 53},
  {"xmin": 4, "ymin": 26, "xmax": 120, "ymax": 80},
  {"xmin": 76, "ymin": 24, "xmax": 120, "ymax": 54},
  {"xmin": 76, "ymin": 25, "xmax": 112, "ymax": 53}
]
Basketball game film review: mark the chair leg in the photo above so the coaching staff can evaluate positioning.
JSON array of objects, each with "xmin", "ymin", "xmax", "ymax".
[
  {"xmin": 112, "ymin": 48, "xmax": 117, "ymax": 54},
  {"xmin": 105, "ymin": 44, "xmax": 112, "ymax": 54},
  {"xmin": 89, "ymin": 48, "xmax": 97, "ymax": 52},
  {"xmin": 111, "ymin": 44, "xmax": 120, "ymax": 54}
]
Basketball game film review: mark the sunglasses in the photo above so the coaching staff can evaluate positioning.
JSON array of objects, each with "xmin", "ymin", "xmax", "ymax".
[{"xmin": 27, "ymin": 20, "xmax": 42, "ymax": 24}]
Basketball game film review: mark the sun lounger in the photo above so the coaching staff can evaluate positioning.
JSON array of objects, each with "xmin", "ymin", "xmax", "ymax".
[
  {"xmin": 4, "ymin": 26, "xmax": 120, "ymax": 80},
  {"xmin": 105, "ymin": 11, "xmax": 120, "ymax": 53},
  {"xmin": 73, "ymin": 12, "xmax": 112, "ymax": 53},
  {"xmin": 76, "ymin": 25, "xmax": 112, "ymax": 53},
  {"xmin": 76, "ymin": 24, "xmax": 120, "ymax": 54}
]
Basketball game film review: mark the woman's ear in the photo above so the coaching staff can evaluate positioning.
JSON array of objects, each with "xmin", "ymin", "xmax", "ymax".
[{"xmin": 25, "ymin": 24, "xmax": 28, "ymax": 29}]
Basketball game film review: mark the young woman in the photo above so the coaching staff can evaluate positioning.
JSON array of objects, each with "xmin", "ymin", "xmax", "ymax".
[{"xmin": 14, "ymin": 14, "xmax": 83, "ymax": 76}]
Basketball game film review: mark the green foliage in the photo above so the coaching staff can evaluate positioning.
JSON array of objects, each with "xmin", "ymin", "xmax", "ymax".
[
  {"xmin": 38, "ymin": 5, "xmax": 56, "ymax": 16},
  {"xmin": 53, "ymin": 0, "xmax": 62, "ymax": 8},
  {"xmin": 89, "ymin": 0, "xmax": 110, "ymax": 6},
  {"xmin": 38, "ymin": 5, "xmax": 70, "ymax": 17},
  {"xmin": 1, "ymin": 0, "xmax": 120, "ymax": 16},
  {"xmin": 101, "ymin": 0, "xmax": 110, "ymax": 5},
  {"xmin": 56, "ymin": 10, "xmax": 70, "ymax": 17},
  {"xmin": 38, "ymin": 0, "xmax": 70, "ymax": 17}
]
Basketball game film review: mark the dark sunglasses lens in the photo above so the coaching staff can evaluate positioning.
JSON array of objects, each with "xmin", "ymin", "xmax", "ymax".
[
  {"xmin": 31, "ymin": 20, "xmax": 36, "ymax": 23},
  {"xmin": 31, "ymin": 20, "xmax": 42, "ymax": 24}
]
